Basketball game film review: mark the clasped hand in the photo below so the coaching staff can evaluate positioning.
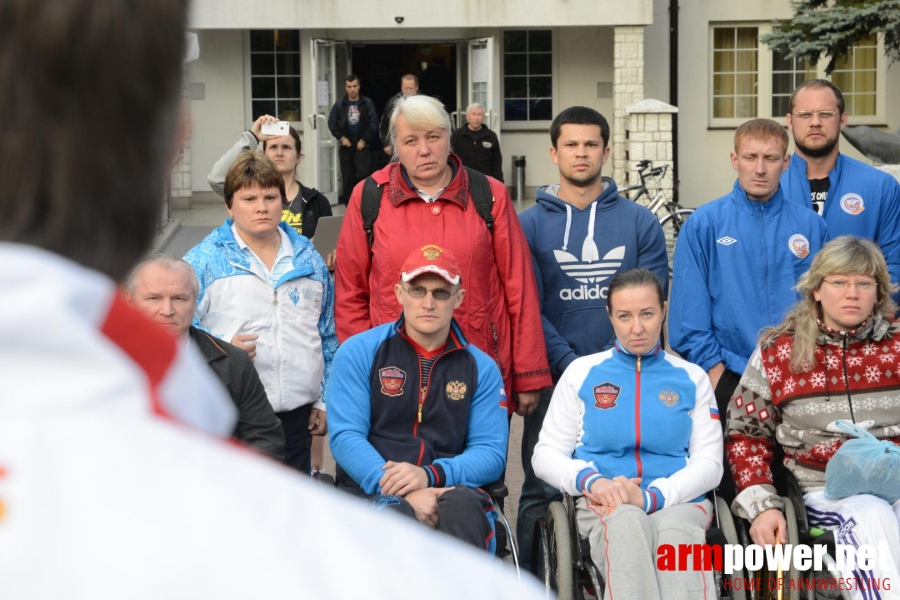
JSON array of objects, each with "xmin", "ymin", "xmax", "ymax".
[{"xmin": 586, "ymin": 476, "xmax": 644, "ymax": 509}]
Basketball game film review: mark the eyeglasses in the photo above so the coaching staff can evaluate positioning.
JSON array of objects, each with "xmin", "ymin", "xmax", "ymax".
[
  {"xmin": 403, "ymin": 285, "xmax": 456, "ymax": 300},
  {"xmin": 821, "ymin": 278, "xmax": 877, "ymax": 292},
  {"xmin": 791, "ymin": 110, "xmax": 839, "ymax": 120}
]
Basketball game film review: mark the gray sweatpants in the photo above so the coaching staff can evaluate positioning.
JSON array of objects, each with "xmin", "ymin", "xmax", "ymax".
[{"xmin": 575, "ymin": 497, "xmax": 715, "ymax": 600}]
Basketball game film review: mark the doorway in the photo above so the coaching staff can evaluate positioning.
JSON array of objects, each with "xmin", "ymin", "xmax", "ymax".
[{"xmin": 350, "ymin": 43, "xmax": 459, "ymax": 118}]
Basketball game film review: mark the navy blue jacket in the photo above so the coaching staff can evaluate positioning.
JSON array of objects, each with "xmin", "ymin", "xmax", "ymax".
[
  {"xmin": 328, "ymin": 318, "xmax": 508, "ymax": 495},
  {"xmin": 781, "ymin": 153, "xmax": 900, "ymax": 302},
  {"xmin": 670, "ymin": 181, "xmax": 827, "ymax": 375},
  {"xmin": 519, "ymin": 180, "xmax": 668, "ymax": 379}
]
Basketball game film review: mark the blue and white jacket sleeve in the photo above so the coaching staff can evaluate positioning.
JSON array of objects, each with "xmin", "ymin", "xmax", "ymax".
[
  {"xmin": 315, "ymin": 255, "xmax": 338, "ymax": 410},
  {"xmin": 184, "ymin": 244, "xmax": 211, "ymax": 331},
  {"xmin": 645, "ymin": 366, "xmax": 723, "ymax": 510},
  {"xmin": 532, "ymin": 359, "xmax": 599, "ymax": 496},
  {"xmin": 432, "ymin": 354, "xmax": 508, "ymax": 488},
  {"xmin": 669, "ymin": 214, "xmax": 727, "ymax": 372},
  {"xmin": 326, "ymin": 337, "xmax": 388, "ymax": 495}
]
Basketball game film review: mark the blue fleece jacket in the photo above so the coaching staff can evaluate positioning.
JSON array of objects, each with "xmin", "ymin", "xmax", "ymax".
[
  {"xmin": 781, "ymin": 153, "xmax": 900, "ymax": 302},
  {"xmin": 519, "ymin": 179, "xmax": 668, "ymax": 379},
  {"xmin": 669, "ymin": 181, "xmax": 827, "ymax": 376}
]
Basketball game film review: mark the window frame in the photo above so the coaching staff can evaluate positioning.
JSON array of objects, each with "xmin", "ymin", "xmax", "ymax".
[
  {"xmin": 500, "ymin": 28, "xmax": 559, "ymax": 131},
  {"xmin": 242, "ymin": 29, "xmax": 303, "ymax": 126},
  {"xmin": 708, "ymin": 24, "xmax": 887, "ymax": 128}
]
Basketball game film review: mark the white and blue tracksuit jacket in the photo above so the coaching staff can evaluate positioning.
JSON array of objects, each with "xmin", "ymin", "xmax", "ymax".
[
  {"xmin": 327, "ymin": 318, "xmax": 508, "ymax": 496},
  {"xmin": 184, "ymin": 220, "xmax": 337, "ymax": 413},
  {"xmin": 782, "ymin": 152, "xmax": 900, "ymax": 301},
  {"xmin": 532, "ymin": 342, "xmax": 723, "ymax": 513},
  {"xmin": 669, "ymin": 181, "xmax": 828, "ymax": 376}
]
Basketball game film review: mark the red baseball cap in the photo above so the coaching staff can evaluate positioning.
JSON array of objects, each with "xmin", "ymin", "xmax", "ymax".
[{"xmin": 400, "ymin": 244, "xmax": 461, "ymax": 285}]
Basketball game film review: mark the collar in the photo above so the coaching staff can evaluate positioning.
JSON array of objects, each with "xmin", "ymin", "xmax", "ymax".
[
  {"xmin": 392, "ymin": 314, "xmax": 469, "ymax": 352},
  {"xmin": 730, "ymin": 179, "xmax": 784, "ymax": 215},
  {"xmin": 400, "ymin": 160, "xmax": 459, "ymax": 203},
  {"xmin": 613, "ymin": 339, "xmax": 664, "ymax": 365},
  {"xmin": 388, "ymin": 153, "xmax": 469, "ymax": 208},
  {"xmin": 189, "ymin": 326, "xmax": 229, "ymax": 363}
]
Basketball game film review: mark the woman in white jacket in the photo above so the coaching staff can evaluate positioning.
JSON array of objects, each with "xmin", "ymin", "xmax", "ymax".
[{"xmin": 533, "ymin": 268, "xmax": 723, "ymax": 600}]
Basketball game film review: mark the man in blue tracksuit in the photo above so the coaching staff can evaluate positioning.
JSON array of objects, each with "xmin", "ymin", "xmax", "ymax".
[
  {"xmin": 780, "ymin": 79, "xmax": 900, "ymax": 301},
  {"xmin": 327, "ymin": 244, "xmax": 509, "ymax": 551},
  {"xmin": 516, "ymin": 106, "xmax": 668, "ymax": 571},
  {"xmin": 669, "ymin": 119, "xmax": 827, "ymax": 497}
]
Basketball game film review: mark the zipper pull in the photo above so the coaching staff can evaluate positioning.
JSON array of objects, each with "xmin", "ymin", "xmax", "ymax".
[
  {"xmin": 418, "ymin": 387, "xmax": 425, "ymax": 423},
  {"xmin": 272, "ymin": 290, "xmax": 277, "ymax": 305},
  {"xmin": 637, "ymin": 355, "xmax": 642, "ymax": 373}
]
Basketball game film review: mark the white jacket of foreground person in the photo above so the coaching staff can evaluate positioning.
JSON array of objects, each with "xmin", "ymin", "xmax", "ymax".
[{"xmin": 0, "ymin": 244, "xmax": 540, "ymax": 599}]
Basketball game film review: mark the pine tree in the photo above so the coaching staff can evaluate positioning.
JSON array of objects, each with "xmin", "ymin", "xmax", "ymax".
[{"xmin": 761, "ymin": 0, "xmax": 900, "ymax": 73}]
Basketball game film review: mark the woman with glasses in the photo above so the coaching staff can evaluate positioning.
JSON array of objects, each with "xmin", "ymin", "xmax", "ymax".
[{"xmin": 726, "ymin": 236, "xmax": 900, "ymax": 598}]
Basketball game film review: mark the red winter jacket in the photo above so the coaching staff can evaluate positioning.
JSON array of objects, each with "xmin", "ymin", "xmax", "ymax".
[{"xmin": 335, "ymin": 155, "xmax": 551, "ymax": 412}]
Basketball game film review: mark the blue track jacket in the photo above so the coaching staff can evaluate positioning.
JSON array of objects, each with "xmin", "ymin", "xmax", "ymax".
[
  {"xmin": 781, "ymin": 153, "xmax": 900, "ymax": 301},
  {"xmin": 327, "ymin": 318, "xmax": 508, "ymax": 495},
  {"xmin": 519, "ymin": 180, "xmax": 668, "ymax": 379},
  {"xmin": 532, "ymin": 342, "xmax": 723, "ymax": 512},
  {"xmin": 670, "ymin": 181, "xmax": 827, "ymax": 376}
]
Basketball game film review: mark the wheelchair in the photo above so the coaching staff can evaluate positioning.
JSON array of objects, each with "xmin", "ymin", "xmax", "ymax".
[{"xmin": 533, "ymin": 491, "xmax": 749, "ymax": 600}]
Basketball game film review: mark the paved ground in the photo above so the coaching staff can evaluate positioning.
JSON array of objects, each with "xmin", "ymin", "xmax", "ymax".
[{"xmin": 156, "ymin": 195, "xmax": 539, "ymax": 548}]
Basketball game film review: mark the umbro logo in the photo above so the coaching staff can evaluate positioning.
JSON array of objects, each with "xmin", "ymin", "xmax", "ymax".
[
  {"xmin": 716, "ymin": 236, "xmax": 737, "ymax": 246},
  {"xmin": 553, "ymin": 244, "xmax": 625, "ymax": 284}
]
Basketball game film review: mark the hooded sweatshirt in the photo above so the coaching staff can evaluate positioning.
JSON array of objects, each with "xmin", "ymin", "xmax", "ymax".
[{"xmin": 519, "ymin": 179, "xmax": 668, "ymax": 379}]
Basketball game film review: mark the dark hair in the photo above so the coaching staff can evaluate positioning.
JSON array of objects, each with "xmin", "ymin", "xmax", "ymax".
[
  {"xmin": 346, "ymin": 74, "xmax": 360, "ymax": 84},
  {"xmin": 224, "ymin": 152, "xmax": 287, "ymax": 209},
  {"xmin": 401, "ymin": 74, "xmax": 419, "ymax": 85},
  {"xmin": 606, "ymin": 268, "xmax": 665, "ymax": 311},
  {"xmin": 262, "ymin": 124, "xmax": 302, "ymax": 154},
  {"xmin": 788, "ymin": 79, "xmax": 845, "ymax": 115},
  {"xmin": 0, "ymin": 0, "xmax": 188, "ymax": 281},
  {"xmin": 550, "ymin": 106, "xmax": 610, "ymax": 149}
]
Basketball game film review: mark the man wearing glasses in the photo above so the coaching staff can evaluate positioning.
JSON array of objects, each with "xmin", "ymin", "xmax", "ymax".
[
  {"xmin": 327, "ymin": 244, "xmax": 509, "ymax": 551},
  {"xmin": 782, "ymin": 79, "xmax": 900, "ymax": 299}
]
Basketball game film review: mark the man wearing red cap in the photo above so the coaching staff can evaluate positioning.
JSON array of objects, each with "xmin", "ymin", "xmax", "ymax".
[{"xmin": 328, "ymin": 244, "xmax": 509, "ymax": 551}]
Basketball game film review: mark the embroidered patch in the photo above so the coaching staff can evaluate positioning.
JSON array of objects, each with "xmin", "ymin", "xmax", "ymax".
[
  {"xmin": 288, "ymin": 287, "xmax": 300, "ymax": 306},
  {"xmin": 482, "ymin": 141, "xmax": 493, "ymax": 148},
  {"xmin": 840, "ymin": 193, "xmax": 864, "ymax": 215},
  {"xmin": 422, "ymin": 245, "xmax": 442, "ymax": 260},
  {"xmin": 499, "ymin": 388, "xmax": 508, "ymax": 409},
  {"xmin": 716, "ymin": 236, "xmax": 737, "ymax": 246},
  {"xmin": 446, "ymin": 379, "xmax": 468, "ymax": 401},
  {"xmin": 593, "ymin": 382, "xmax": 620, "ymax": 410},
  {"xmin": 789, "ymin": 234, "xmax": 810, "ymax": 259},
  {"xmin": 658, "ymin": 389, "xmax": 680, "ymax": 407},
  {"xmin": 379, "ymin": 367, "xmax": 407, "ymax": 397}
]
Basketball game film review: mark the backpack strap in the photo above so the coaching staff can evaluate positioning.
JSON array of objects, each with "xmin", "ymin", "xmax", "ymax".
[
  {"xmin": 464, "ymin": 166, "xmax": 494, "ymax": 233},
  {"xmin": 360, "ymin": 176, "xmax": 382, "ymax": 247}
]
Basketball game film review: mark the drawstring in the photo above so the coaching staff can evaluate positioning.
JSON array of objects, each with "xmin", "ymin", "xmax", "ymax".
[
  {"xmin": 562, "ymin": 204, "xmax": 572, "ymax": 251},
  {"xmin": 581, "ymin": 202, "xmax": 599, "ymax": 263}
]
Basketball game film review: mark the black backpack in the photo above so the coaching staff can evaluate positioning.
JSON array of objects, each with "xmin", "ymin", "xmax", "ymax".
[{"xmin": 361, "ymin": 166, "xmax": 495, "ymax": 247}]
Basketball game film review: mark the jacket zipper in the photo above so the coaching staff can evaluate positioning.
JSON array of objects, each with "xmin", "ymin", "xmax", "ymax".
[
  {"xmin": 841, "ymin": 336, "xmax": 856, "ymax": 422},
  {"xmin": 634, "ymin": 354, "xmax": 643, "ymax": 477},
  {"xmin": 273, "ymin": 288, "xmax": 284, "ymax": 412},
  {"xmin": 411, "ymin": 350, "xmax": 455, "ymax": 464}
]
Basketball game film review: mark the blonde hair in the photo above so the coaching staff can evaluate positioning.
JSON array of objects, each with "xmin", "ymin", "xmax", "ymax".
[
  {"xmin": 388, "ymin": 94, "xmax": 452, "ymax": 155},
  {"xmin": 733, "ymin": 118, "xmax": 789, "ymax": 155},
  {"xmin": 763, "ymin": 236, "xmax": 898, "ymax": 372}
]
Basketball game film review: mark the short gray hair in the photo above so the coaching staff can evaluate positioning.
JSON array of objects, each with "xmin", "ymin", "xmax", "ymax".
[
  {"xmin": 388, "ymin": 94, "xmax": 452, "ymax": 156},
  {"xmin": 465, "ymin": 103, "xmax": 484, "ymax": 114},
  {"xmin": 125, "ymin": 254, "xmax": 199, "ymax": 298}
]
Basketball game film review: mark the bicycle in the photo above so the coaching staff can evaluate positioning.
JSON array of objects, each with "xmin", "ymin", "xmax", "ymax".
[{"xmin": 613, "ymin": 159, "xmax": 694, "ymax": 275}]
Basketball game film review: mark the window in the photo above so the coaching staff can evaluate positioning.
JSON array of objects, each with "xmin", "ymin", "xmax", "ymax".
[
  {"xmin": 503, "ymin": 30, "xmax": 553, "ymax": 122},
  {"xmin": 771, "ymin": 49, "xmax": 816, "ymax": 117},
  {"xmin": 709, "ymin": 26, "xmax": 886, "ymax": 126},
  {"xmin": 831, "ymin": 34, "xmax": 877, "ymax": 117},
  {"xmin": 249, "ymin": 30, "xmax": 300, "ymax": 122},
  {"xmin": 711, "ymin": 27, "xmax": 759, "ymax": 120}
]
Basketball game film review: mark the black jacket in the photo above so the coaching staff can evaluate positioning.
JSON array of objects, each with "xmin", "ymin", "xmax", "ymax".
[
  {"xmin": 450, "ymin": 125, "xmax": 504, "ymax": 182},
  {"xmin": 281, "ymin": 184, "xmax": 333, "ymax": 239},
  {"xmin": 189, "ymin": 327, "xmax": 285, "ymax": 461},
  {"xmin": 328, "ymin": 95, "xmax": 378, "ymax": 146}
]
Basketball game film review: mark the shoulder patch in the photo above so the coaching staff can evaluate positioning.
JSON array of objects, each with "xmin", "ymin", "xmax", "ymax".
[
  {"xmin": 499, "ymin": 388, "xmax": 508, "ymax": 409},
  {"xmin": 445, "ymin": 379, "xmax": 468, "ymax": 401},
  {"xmin": 788, "ymin": 234, "xmax": 810, "ymax": 259},
  {"xmin": 593, "ymin": 382, "xmax": 620, "ymax": 410},
  {"xmin": 840, "ymin": 193, "xmax": 864, "ymax": 215},
  {"xmin": 379, "ymin": 367, "xmax": 407, "ymax": 397}
]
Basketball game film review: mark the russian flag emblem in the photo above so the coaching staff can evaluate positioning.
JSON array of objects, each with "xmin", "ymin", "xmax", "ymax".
[{"xmin": 710, "ymin": 405, "xmax": 721, "ymax": 421}]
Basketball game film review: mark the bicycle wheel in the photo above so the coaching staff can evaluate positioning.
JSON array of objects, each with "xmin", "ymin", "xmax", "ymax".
[{"xmin": 659, "ymin": 208, "xmax": 695, "ymax": 275}]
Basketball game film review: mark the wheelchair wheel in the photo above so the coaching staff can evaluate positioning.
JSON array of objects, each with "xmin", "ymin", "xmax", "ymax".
[
  {"xmin": 715, "ymin": 496, "xmax": 748, "ymax": 600},
  {"xmin": 537, "ymin": 501, "xmax": 575, "ymax": 600}
]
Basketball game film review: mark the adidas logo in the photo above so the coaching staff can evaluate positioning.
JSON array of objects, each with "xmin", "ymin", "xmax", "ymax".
[
  {"xmin": 554, "ymin": 244, "xmax": 625, "ymax": 301},
  {"xmin": 716, "ymin": 236, "xmax": 737, "ymax": 246}
]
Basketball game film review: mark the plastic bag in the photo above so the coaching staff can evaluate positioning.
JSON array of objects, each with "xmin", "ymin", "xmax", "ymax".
[{"xmin": 824, "ymin": 420, "xmax": 900, "ymax": 504}]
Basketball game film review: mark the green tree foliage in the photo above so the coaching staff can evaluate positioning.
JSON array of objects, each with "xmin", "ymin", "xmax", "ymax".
[{"xmin": 761, "ymin": 0, "xmax": 900, "ymax": 74}]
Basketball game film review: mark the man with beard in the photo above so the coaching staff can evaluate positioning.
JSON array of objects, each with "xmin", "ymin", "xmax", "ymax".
[
  {"xmin": 516, "ymin": 106, "xmax": 668, "ymax": 572},
  {"xmin": 781, "ymin": 79, "xmax": 900, "ymax": 299}
]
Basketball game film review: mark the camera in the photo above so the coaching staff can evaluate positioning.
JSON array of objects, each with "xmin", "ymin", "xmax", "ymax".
[{"xmin": 394, "ymin": 16, "xmax": 404, "ymax": 24}]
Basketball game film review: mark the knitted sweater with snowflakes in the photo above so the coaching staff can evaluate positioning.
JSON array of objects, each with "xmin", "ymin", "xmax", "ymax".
[{"xmin": 725, "ymin": 315, "xmax": 900, "ymax": 521}]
